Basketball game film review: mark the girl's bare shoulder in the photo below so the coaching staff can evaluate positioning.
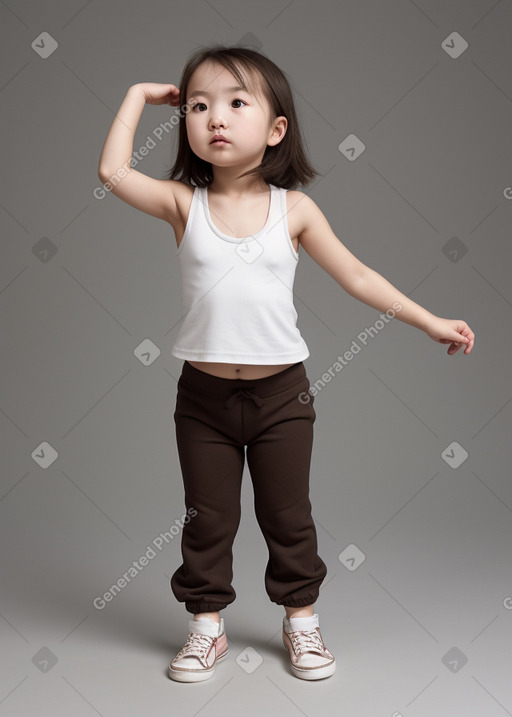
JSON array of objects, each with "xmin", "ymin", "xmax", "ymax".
[{"xmin": 285, "ymin": 189, "xmax": 312, "ymax": 239}]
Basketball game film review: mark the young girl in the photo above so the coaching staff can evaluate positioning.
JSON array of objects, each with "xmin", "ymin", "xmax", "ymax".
[{"xmin": 98, "ymin": 44, "xmax": 474, "ymax": 684}]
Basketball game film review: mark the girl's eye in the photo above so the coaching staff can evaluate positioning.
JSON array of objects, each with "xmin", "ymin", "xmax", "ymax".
[{"xmin": 191, "ymin": 99, "xmax": 246, "ymax": 111}]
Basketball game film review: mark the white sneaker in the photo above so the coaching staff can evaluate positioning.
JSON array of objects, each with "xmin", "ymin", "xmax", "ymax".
[
  {"xmin": 169, "ymin": 617, "xmax": 228, "ymax": 683},
  {"xmin": 282, "ymin": 613, "xmax": 336, "ymax": 680}
]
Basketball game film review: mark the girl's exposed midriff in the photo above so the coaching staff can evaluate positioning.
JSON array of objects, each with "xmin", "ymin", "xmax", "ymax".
[{"xmin": 185, "ymin": 360, "xmax": 296, "ymax": 379}]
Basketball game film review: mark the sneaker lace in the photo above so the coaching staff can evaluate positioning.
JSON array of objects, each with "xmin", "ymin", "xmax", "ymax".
[
  {"xmin": 289, "ymin": 628, "xmax": 326, "ymax": 656},
  {"xmin": 175, "ymin": 631, "xmax": 214, "ymax": 660}
]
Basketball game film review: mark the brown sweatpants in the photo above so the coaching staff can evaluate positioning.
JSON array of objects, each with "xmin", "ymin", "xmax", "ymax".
[{"xmin": 170, "ymin": 359, "xmax": 327, "ymax": 614}]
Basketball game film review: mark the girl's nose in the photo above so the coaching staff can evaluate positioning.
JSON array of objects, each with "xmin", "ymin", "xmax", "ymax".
[
  {"xmin": 209, "ymin": 113, "xmax": 227, "ymax": 129},
  {"xmin": 210, "ymin": 120, "xmax": 226, "ymax": 130}
]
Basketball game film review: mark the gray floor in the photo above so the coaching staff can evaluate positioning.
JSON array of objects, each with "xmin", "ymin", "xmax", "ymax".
[{"xmin": 2, "ymin": 446, "xmax": 511, "ymax": 717}]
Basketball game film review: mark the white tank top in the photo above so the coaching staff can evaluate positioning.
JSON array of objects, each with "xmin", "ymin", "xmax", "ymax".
[{"xmin": 171, "ymin": 183, "xmax": 310, "ymax": 364}]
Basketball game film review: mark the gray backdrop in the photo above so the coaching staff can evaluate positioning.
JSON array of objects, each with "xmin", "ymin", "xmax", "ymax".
[{"xmin": 1, "ymin": 1, "xmax": 510, "ymax": 715}]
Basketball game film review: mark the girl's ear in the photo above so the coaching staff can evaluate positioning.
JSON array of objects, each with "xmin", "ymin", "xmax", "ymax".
[{"xmin": 268, "ymin": 116, "xmax": 287, "ymax": 146}]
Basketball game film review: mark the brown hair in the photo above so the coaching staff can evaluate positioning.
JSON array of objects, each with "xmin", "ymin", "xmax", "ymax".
[{"xmin": 165, "ymin": 43, "xmax": 320, "ymax": 189}]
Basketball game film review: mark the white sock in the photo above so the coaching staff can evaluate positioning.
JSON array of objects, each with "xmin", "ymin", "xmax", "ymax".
[
  {"xmin": 285, "ymin": 613, "xmax": 319, "ymax": 633},
  {"xmin": 190, "ymin": 616, "xmax": 222, "ymax": 637}
]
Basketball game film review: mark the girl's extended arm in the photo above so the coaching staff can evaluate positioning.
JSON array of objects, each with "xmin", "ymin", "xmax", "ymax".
[
  {"xmin": 97, "ymin": 83, "xmax": 182, "ymax": 223},
  {"xmin": 295, "ymin": 192, "xmax": 475, "ymax": 356},
  {"xmin": 348, "ymin": 266, "xmax": 474, "ymax": 355}
]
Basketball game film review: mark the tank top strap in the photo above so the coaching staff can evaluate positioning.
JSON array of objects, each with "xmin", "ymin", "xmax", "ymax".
[
  {"xmin": 268, "ymin": 184, "xmax": 288, "ymax": 234},
  {"xmin": 263, "ymin": 184, "xmax": 279, "ymax": 233}
]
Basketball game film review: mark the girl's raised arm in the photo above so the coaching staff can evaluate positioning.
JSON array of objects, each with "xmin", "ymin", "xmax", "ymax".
[{"xmin": 97, "ymin": 83, "xmax": 182, "ymax": 225}]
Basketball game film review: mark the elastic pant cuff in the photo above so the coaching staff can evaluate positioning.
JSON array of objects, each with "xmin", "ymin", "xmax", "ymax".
[
  {"xmin": 277, "ymin": 594, "xmax": 319, "ymax": 608},
  {"xmin": 185, "ymin": 601, "xmax": 229, "ymax": 614}
]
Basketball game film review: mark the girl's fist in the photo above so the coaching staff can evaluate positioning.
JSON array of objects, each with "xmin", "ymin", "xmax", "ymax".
[{"xmin": 135, "ymin": 82, "xmax": 181, "ymax": 106}]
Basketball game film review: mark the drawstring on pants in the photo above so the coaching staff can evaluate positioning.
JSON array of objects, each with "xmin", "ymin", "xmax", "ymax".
[{"xmin": 224, "ymin": 388, "xmax": 265, "ymax": 409}]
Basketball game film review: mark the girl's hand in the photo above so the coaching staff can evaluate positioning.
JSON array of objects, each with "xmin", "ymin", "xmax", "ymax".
[
  {"xmin": 134, "ymin": 82, "xmax": 181, "ymax": 107},
  {"xmin": 424, "ymin": 317, "xmax": 475, "ymax": 355}
]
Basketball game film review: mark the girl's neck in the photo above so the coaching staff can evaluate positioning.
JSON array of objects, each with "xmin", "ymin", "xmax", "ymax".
[{"xmin": 208, "ymin": 169, "xmax": 269, "ymax": 199}]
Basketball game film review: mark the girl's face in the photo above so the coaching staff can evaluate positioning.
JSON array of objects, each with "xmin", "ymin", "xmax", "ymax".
[{"xmin": 185, "ymin": 61, "xmax": 286, "ymax": 171}]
